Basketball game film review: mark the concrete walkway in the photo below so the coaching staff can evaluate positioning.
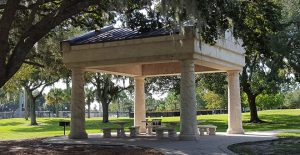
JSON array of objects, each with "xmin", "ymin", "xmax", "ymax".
[{"xmin": 44, "ymin": 130, "xmax": 299, "ymax": 155}]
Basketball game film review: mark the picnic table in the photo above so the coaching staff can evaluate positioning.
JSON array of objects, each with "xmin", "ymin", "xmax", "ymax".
[
  {"xmin": 142, "ymin": 119, "xmax": 162, "ymax": 135},
  {"xmin": 106, "ymin": 121, "xmax": 128, "ymax": 137}
]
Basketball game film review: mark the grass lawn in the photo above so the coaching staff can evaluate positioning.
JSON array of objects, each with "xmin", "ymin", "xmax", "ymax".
[
  {"xmin": 0, "ymin": 109, "xmax": 299, "ymax": 140},
  {"xmin": 276, "ymin": 132, "xmax": 300, "ymax": 138}
]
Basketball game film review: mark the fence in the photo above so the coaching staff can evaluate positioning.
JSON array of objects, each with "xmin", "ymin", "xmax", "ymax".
[
  {"xmin": 58, "ymin": 111, "xmax": 130, "ymax": 118},
  {"xmin": 0, "ymin": 111, "xmax": 14, "ymax": 119},
  {"xmin": 1, "ymin": 109, "xmax": 227, "ymax": 119},
  {"xmin": 129, "ymin": 109, "xmax": 228, "ymax": 118},
  {"xmin": 0, "ymin": 111, "xmax": 130, "ymax": 119}
]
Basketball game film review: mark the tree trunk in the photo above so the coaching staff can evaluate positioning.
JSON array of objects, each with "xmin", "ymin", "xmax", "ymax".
[
  {"xmin": 28, "ymin": 94, "xmax": 38, "ymax": 125},
  {"xmin": 247, "ymin": 93, "xmax": 262, "ymax": 122},
  {"xmin": 102, "ymin": 101, "xmax": 109, "ymax": 123},
  {"xmin": 243, "ymin": 85, "xmax": 263, "ymax": 123},
  {"xmin": 241, "ymin": 68, "xmax": 263, "ymax": 123},
  {"xmin": 88, "ymin": 103, "xmax": 91, "ymax": 118},
  {"xmin": 56, "ymin": 104, "xmax": 59, "ymax": 117},
  {"xmin": 24, "ymin": 93, "xmax": 29, "ymax": 121}
]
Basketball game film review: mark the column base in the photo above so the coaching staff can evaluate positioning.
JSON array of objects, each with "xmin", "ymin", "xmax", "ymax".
[
  {"xmin": 139, "ymin": 127, "xmax": 146, "ymax": 133},
  {"xmin": 227, "ymin": 128, "xmax": 244, "ymax": 134},
  {"xmin": 68, "ymin": 131, "xmax": 88, "ymax": 139},
  {"xmin": 179, "ymin": 134, "xmax": 200, "ymax": 141}
]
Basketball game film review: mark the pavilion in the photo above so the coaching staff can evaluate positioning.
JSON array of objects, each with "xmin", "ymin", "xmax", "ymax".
[{"xmin": 61, "ymin": 26, "xmax": 245, "ymax": 140}]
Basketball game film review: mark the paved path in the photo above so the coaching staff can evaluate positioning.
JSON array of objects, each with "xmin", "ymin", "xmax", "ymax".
[{"xmin": 44, "ymin": 130, "xmax": 300, "ymax": 155}]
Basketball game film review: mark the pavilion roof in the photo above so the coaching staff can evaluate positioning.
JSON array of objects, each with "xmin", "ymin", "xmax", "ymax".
[{"xmin": 67, "ymin": 26, "xmax": 180, "ymax": 45}]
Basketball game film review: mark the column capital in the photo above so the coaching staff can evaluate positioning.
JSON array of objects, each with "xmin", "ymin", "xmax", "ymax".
[
  {"xmin": 134, "ymin": 76, "xmax": 145, "ymax": 80},
  {"xmin": 180, "ymin": 59, "xmax": 195, "ymax": 64},
  {"xmin": 71, "ymin": 67, "xmax": 84, "ymax": 71},
  {"xmin": 227, "ymin": 70, "xmax": 241, "ymax": 76},
  {"xmin": 227, "ymin": 70, "xmax": 242, "ymax": 73}
]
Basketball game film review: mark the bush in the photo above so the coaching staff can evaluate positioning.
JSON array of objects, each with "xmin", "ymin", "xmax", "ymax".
[
  {"xmin": 256, "ymin": 93, "xmax": 284, "ymax": 110},
  {"xmin": 284, "ymin": 89, "xmax": 300, "ymax": 108}
]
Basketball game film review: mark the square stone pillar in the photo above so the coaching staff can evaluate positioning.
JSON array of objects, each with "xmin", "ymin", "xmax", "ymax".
[
  {"xmin": 134, "ymin": 76, "xmax": 146, "ymax": 133},
  {"xmin": 179, "ymin": 60, "xmax": 199, "ymax": 140},
  {"xmin": 227, "ymin": 71, "xmax": 244, "ymax": 134},
  {"xmin": 69, "ymin": 68, "xmax": 88, "ymax": 139}
]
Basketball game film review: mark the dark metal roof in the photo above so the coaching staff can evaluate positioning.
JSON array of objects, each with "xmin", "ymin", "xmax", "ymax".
[{"xmin": 67, "ymin": 26, "xmax": 180, "ymax": 45}]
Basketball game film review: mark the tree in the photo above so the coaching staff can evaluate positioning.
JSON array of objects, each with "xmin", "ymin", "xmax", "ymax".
[
  {"xmin": 164, "ymin": 91, "xmax": 180, "ymax": 111},
  {"xmin": 284, "ymin": 89, "xmax": 300, "ymax": 108},
  {"xmin": 2, "ymin": 24, "xmax": 77, "ymax": 124},
  {"xmin": 0, "ymin": 88, "xmax": 19, "ymax": 112},
  {"xmin": 256, "ymin": 93, "xmax": 284, "ymax": 110},
  {"xmin": 0, "ymin": 0, "xmax": 150, "ymax": 88},
  {"xmin": 88, "ymin": 73, "xmax": 132, "ymax": 123},
  {"xmin": 271, "ymin": 0, "xmax": 300, "ymax": 81},
  {"xmin": 203, "ymin": 91, "xmax": 226, "ymax": 110},
  {"xmin": 226, "ymin": 0, "xmax": 284, "ymax": 123},
  {"xmin": 161, "ymin": 0, "xmax": 237, "ymax": 44},
  {"xmin": 4, "ymin": 64, "xmax": 59, "ymax": 125},
  {"xmin": 85, "ymin": 86, "xmax": 95, "ymax": 118},
  {"xmin": 45, "ymin": 88, "xmax": 67, "ymax": 117},
  {"xmin": 160, "ymin": 0, "xmax": 288, "ymax": 123},
  {"xmin": 110, "ymin": 91, "xmax": 133, "ymax": 113},
  {"xmin": 146, "ymin": 95, "xmax": 165, "ymax": 112}
]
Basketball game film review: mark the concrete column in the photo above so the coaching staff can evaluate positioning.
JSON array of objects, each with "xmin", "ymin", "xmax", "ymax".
[
  {"xmin": 227, "ymin": 71, "xmax": 244, "ymax": 134},
  {"xmin": 179, "ymin": 60, "xmax": 199, "ymax": 140},
  {"xmin": 69, "ymin": 68, "xmax": 88, "ymax": 139},
  {"xmin": 134, "ymin": 76, "xmax": 146, "ymax": 133}
]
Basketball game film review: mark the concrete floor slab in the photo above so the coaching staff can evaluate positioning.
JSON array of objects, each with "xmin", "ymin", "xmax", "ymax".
[{"xmin": 43, "ymin": 131, "xmax": 289, "ymax": 155}]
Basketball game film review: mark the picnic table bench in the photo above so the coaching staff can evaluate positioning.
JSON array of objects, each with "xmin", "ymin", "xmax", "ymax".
[
  {"xmin": 128, "ymin": 126, "xmax": 140, "ymax": 137},
  {"xmin": 197, "ymin": 125, "xmax": 217, "ymax": 136},
  {"xmin": 102, "ymin": 126, "xmax": 140, "ymax": 138},
  {"xmin": 155, "ymin": 126, "xmax": 176, "ymax": 138},
  {"xmin": 102, "ymin": 127, "xmax": 126, "ymax": 138}
]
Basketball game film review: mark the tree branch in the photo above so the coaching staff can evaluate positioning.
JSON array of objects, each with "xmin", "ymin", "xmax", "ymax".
[
  {"xmin": 5, "ymin": 0, "xmax": 102, "ymax": 83},
  {"xmin": 23, "ymin": 60, "xmax": 45, "ymax": 68},
  {"xmin": 0, "ymin": 0, "xmax": 21, "ymax": 80}
]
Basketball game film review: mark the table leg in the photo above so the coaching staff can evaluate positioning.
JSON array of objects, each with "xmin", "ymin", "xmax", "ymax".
[{"xmin": 147, "ymin": 126, "xmax": 153, "ymax": 135}]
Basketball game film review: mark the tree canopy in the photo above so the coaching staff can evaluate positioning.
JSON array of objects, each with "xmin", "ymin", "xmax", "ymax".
[{"xmin": 0, "ymin": 0, "xmax": 150, "ymax": 88}]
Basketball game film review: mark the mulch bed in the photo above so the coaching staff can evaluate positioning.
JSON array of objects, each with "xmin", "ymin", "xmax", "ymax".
[
  {"xmin": 228, "ymin": 138, "xmax": 300, "ymax": 155},
  {"xmin": 0, "ymin": 138, "xmax": 163, "ymax": 155}
]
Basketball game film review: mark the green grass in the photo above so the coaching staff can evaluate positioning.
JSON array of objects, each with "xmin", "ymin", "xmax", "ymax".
[
  {"xmin": 0, "ymin": 109, "xmax": 299, "ymax": 140},
  {"xmin": 0, "ymin": 117, "xmax": 133, "ymax": 140},
  {"xmin": 276, "ymin": 132, "xmax": 300, "ymax": 138},
  {"xmin": 199, "ymin": 109, "xmax": 300, "ymax": 132}
]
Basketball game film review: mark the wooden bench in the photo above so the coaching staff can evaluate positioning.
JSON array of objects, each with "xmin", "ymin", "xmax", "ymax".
[
  {"xmin": 155, "ymin": 127, "xmax": 176, "ymax": 138},
  {"xmin": 197, "ymin": 125, "xmax": 217, "ymax": 136},
  {"xmin": 128, "ymin": 126, "xmax": 140, "ymax": 137},
  {"xmin": 102, "ymin": 127, "xmax": 126, "ymax": 138}
]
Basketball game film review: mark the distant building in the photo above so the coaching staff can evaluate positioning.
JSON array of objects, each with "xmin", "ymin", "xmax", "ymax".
[{"xmin": 15, "ymin": 89, "xmax": 26, "ymax": 118}]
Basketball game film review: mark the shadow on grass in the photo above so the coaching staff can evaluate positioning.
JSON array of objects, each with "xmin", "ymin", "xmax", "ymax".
[
  {"xmin": 0, "ymin": 122, "xmax": 25, "ymax": 126},
  {"xmin": 243, "ymin": 114, "xmax": 300, "ymax": 132},
  {"xmin": 10, "ymin": 118, "xmax": 135, "ymax": 133}
]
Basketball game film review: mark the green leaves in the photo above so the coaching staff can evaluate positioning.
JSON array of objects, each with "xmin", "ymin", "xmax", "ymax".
[
  {"xmin": 231, "ymin": 0, "xmax": 282, "ymax": 56},
  {"xmin": 45, "ymin": 88, "xmax": 66, "ymax": 106}
]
